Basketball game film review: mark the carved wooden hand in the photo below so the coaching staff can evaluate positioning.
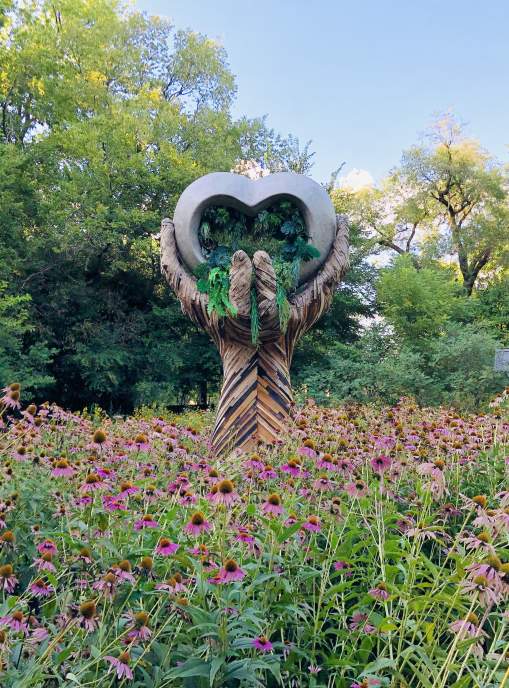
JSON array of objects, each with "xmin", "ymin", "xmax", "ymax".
[{"xmin": 161, "ymin": 215, "xmax": 349, "ymax": 455}]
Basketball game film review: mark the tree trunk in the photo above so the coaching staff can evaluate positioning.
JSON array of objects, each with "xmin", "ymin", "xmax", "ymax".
[{"xmin": 198, "ymin": 380, "xmax": 208, "ymax": 408}]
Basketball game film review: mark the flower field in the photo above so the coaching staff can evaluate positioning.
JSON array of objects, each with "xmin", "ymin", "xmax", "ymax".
[{"xmin": 0, "ymin": 385, "xmax": 508, "ymax": 688}]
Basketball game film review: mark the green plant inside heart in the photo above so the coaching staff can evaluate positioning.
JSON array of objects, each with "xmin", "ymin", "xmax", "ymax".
[
  {"xmin": 194, "ymin": 199, "xmax": 320, "ymax": 344},
  {"xmin": 198, "ymin": 199, "xmax": 318, "ymax": 268}
]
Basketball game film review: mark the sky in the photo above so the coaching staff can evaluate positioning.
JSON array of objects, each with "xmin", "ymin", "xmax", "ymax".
[{"xmin": 134, "ymin": 0, "xmax": 509, "ymax": 185}]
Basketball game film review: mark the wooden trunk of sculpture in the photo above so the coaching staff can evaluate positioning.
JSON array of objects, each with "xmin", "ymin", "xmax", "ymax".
[{"xmin": 211, "ymin": 336, "xmax": 293, "ymax": 455}]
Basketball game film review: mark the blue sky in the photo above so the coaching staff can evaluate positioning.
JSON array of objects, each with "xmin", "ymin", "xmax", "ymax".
[{"xmin": 135, "ymin": 0, "xmax": 509, "ymax": 184}]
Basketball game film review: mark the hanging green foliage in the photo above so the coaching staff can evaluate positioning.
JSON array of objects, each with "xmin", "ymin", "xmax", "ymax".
[{"xmin": 196, "ymin": 199, "xmax": 320, "ymax": 343}]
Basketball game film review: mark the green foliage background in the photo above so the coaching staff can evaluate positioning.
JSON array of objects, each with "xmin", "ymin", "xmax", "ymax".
[{"xmin": 0, "ymin": 0, "xmax": 508, "ymax": 412}]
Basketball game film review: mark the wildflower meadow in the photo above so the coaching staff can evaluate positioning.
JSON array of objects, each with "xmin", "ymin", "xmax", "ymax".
[{"xmin": 0, "ymin": 384, "xmax": 508, "ymax": 687}]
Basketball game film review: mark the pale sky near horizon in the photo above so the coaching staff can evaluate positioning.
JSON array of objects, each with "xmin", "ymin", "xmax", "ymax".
[{"xmin": 134, "ymin": 0, "xmax": 509, "ymax": 186}]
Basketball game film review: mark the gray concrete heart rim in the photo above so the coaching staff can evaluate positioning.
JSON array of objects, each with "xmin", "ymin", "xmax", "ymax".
[{"xmin": 173, "ymin": 171, "xmax": 336, "ymax": 285}]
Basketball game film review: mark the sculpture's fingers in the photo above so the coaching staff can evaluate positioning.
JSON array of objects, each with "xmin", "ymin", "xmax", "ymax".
[
  {"xmin": 229, "ymin": 250, "xmax": 252, "ymax": 317},
  {"xmin": 253, "ymin": 250, "xmax": 277, "ymax": 305}
]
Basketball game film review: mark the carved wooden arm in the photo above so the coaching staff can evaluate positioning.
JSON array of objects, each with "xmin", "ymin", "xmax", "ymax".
[{"xmin": 289, "ymin": 214, "xmax": 350, "ymax": 336}]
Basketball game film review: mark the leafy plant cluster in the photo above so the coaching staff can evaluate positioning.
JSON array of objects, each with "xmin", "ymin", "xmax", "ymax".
[{"xmin": 195, "ymin": 200, "xmax": 320, "ymax": 342}]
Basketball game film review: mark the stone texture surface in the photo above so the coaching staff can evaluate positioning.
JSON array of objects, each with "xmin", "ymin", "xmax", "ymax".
[{"xmin": 173, "ymin": 171, "xmax": 336, "ymax": 285}]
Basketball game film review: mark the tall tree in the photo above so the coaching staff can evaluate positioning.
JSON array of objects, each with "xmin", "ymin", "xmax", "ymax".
[
  {"xmin": 0, "ymin": 0, "xmax": 324, "ymax": 408},
  {"xmin": 400, "ymin": 116, "xmax": 509, "ymax": 294}
]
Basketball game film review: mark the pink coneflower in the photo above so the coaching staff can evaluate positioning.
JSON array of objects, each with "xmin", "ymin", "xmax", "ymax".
[
  {"xmin": 298, "ymin": 440, "xmax": 317, "ymax": 458},
  {"xmin": 333, "ymin": 561, "xmax": 352, "ymax": 575},
  {"xmin": 262, "ymin": 493, "xmax": 283, "ymax": 516},
  {"xmin": 78, "ymin": 600, "xmax": 99, "ymax": 633},
  {"xmin": 406, "ymin": 523, "xmax": 440, "ymax": 541},
  {"xmin": 133, "ymin": 432, "xmax": 151, "ymax": 451},
  {"xmin": 26, "ymin": 626, "xmax": 50, "ymax": 648},
  {"xmin": 316, "ymin": 453, "xmax": 337, "ymax": 471},
  {"xmin": 134, "ymin": 514, "xmax": 159, "ymax": 530},
  {"xmin": 251, "ymin": 635, "xmax": 273, "ymax": 652},
  {"xmin": 179, "ymin": 490, "xmax": 197, "ymax": 506},
  {"xmin": 281, "ymin": 458, "xmax": 303, "ymax": 476},
  {"xmin": 0, "ymin": 564, "xmax": 18, "ymax": 593},
  {"xmin": 105, "ymin": 652, "xmax": 134, "ymax": 680},
  {"xmin": 185, "ymin": 512, "xmax": 212, "ymax": 536},
  {"xmin": 245, "ymin": 454, "xmax": 264, "ymax": 470},
  {"xmin": 370, "ymin": 454, "xmax": 391, "ymax": 474},
  {"xmin": 12, "ymin": 445, "xmax": 29, "ymax": 461},
  {"xmin": 259, "ymin": 464, "xmax": 277, "ymax": 480},
  {"xmin": 103, "ymin": 496, "xmax": 127, "ymax": 512},
  {"xmin": 345, "ymin": 480, "xmax": 369, "ymax": 498},
  {"xmin": 51, "ymin": 459, "xmax": 75, "ymax": 477},
  {"xmin": 1, "ymin": 384, "xmax": 21, "ymax": 410},
  {"xmin": 155, "ymin": 538, "xmax": 179, "ymax": 556},
  {"xmin": 208, "ymin": 479, "xmax": 238, "ymax": 506},
  {"xmin": 313, "ymin": 476, "xmax": 331, "ymax": 491},
  {"xmin": 0, "ymin": 610, "xmax": 28, "ymax": 633},
  {"xmin": 368, "ymin": 582, "xmax": 389, "ymax": 600},
  {"xmin": 29, "ymin": 578, "xmax": 54, "ymax": 598},
  {"xmin": 144, "ymin": 484, "xmax": 163, "ymax": 503},
  {"xmin": 285, "ymin": 513, "xmax": 298, "ymax": 526},
  {"xmin": 337, "ymin": 458, "xmax": 354, "ymax": 475},
  {"xmin": 351, "ymin": 678, "xmax": 381, "ymax": 688},
  {"xmin": 348, "ymin": 612, "xmax": 376, "ymax": 634},
  {"xmin": 110, "ymin": 560, "xmax": 135, "ymax": 583},
  {"xmin": 81, "ymin": 473, "xmax": 106, "ymax": 493},
  {"xmin": 417, "ymin": 461, "xmax": 447, "ymax": 497},
  {"xmin": 210, "ymin": 559, "xmax": 246, "ymax": 584},
  {"xmin": 236, "ymin": 528, "xmax": 255, "ymax": 544},
  {"xmin": 76, "ymin": 547, "xmax": 93, "ymax": 564},
  {"xmin": 449, "ymin": 613, "xmax": 486, "ymax": 639},
  {"xmin": 118, "ymin": 481, "xmax": 139, "ymax": 497},
  {"xmin": 156, "ymin": 572, "xmax": 186, "ymax": 593},
  {"xmin": 461, "ymin": 574, "xmax": 501, "ymax": 607},
  {"xmin": 205, "ymin": 468, "xmax": 220, "ymax": 485},
  {"xmin": 302, "ymin": 515, "xmax": 321, "ymax": 532},
  {"xmin": 33, "ymin": 552, "xmax": 56, "ymax": 572},
  {"xmin": 167, "ymin": 479, "xmax": 185, "ymax": 494},
  {"xmin": 466, "ymin": 556, "xmax": 505, "ymax": 590},
  {"xmin": 449, "ymin": 613, "xmax": 486, "ymax": 658},
  {"xmin": 37, "ymin": 540, "xmax": 57, "ymax": 556},
  {"xmin": 200, "ymin": 556, "xmax": 219, "ymax": 573},
  {"xmin": 461, "ymin": 531, "xmax": 495, "ymax": 554},
  {"xmin": 441, "ymin": 503, "xmax": 461, "ymax": 518},
  {"xmin": 90, "ymin": 428, "xmax": 110, "ymax": 450},
  {"xmin": 125, "ymin": 611, "xmax": 152, "ymax": 642},
  {"xmin": 93, "ymin": 572, "xmax": 118, "ymax": 600},
  {"xmin": 189, "ymin": 544, "xmax": 209, "ymax": 557},
  {"xmin": 97, "ymin": 466, "xmax": 115, "ymax": 480}
]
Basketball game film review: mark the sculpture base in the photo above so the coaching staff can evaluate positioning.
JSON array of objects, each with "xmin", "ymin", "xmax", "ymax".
[{"xmin": 211, "ymin": 337, "xmax": 293, "ymax": 455}]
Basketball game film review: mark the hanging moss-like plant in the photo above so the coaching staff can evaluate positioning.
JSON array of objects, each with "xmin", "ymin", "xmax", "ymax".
[{"xmin": 195, "ymin": 199, "xmax": 320, "ymax": 344}]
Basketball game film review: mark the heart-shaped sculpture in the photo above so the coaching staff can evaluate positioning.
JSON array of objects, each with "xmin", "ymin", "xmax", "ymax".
[{"xmin": 173, "ymin": 172, "xmax": 336, "ymax": 284}]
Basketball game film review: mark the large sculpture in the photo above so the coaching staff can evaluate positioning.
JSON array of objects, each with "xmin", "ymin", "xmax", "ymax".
[{"xmin": 160, "ymin": 172, "xmax": 349, "ymax": 455}]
